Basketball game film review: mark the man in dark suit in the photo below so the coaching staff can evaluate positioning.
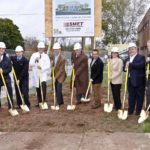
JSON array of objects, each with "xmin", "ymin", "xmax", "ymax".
[
  {"xmin": 125, "ymin": 43, "xmax": 145, "ymax": 115},
  {"xmin": 11, "ymin": 45, "xmax": 30, "ymax": 108},
  {"xmin": 146, "ymin": 40, "xmax": 150, "ymax": 110},
  {"xmin": 90, "ymin": 49, "xmax": 104, "ymax": 109},
  {"xmin": 0, "ymin": 42, "xmax": 14, "ymax": 109}
]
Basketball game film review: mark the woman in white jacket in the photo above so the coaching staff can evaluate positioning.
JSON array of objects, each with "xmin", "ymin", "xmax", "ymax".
[
  {"xmin": 29, "ymin": 42, "xmax": 51, "ymax": 106},
  {"xmin": 109, "ymin": 47, "xmax": 123, "ymax": 110}
]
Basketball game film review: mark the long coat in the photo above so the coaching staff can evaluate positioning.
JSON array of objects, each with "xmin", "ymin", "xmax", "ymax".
[
  {"xmin": 29, "ymin": 52, "xmax": 51, "ymax": 88},
  {"xmin": 110, "ymin": 58, "xmax": 123, "ymax": 84},
  {"xmin": 71, "ymin": 51, "xmax": 89, "ymax": 95},
  {"xmin": 54, "ymin": 54, "xmax": 66, "ymax": 83}
]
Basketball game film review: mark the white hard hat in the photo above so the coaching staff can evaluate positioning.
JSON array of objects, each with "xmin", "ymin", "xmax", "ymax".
[
  {"xmin": 0, "ymin": 42, "xmax": 6, "ymax": 48},
  {"xmin": 53, "ymin": 42, "xmax": 61, "ymax": 49},
  {"xmin": 37, "ymin": 41, "xmax": 45, "ymax": 48},
  {"xmin": 74, "ymin": 43, "xmax": 82, "ymax": 50},
  {"xmin": 128, "ymin": 43, "xmax": 137, "ymax": 49},
  {"xmin": 15, "ymin": 45, "xmax": 24, "ymax": 52},
  {"xmin": 111, "ymin": 47, "xmax": 119, "ymax": 53}
]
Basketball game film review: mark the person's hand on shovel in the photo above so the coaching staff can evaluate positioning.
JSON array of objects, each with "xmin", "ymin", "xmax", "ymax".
[
  {"xmin": 125, "ymin": 61, "xmax": 130, "ymax": 71},
  {"xmin": 146, "ymin": 57, "xmax": 150, "ymax": 62},
  {"xmin": 16, "ymin": 80, "xmax": 20, "ymax": 85},
  {"xmin": 0, "ymin": 68, "xmax": 3, "ymax": 73}
]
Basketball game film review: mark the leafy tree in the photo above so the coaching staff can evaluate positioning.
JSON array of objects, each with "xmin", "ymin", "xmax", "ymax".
[
  {"xmin": 0, "ymin": 18, "xmax": 24, "ymax": 49},
  {"xmin": 102, "ymin": 0, "xmax": 149, "ymax": 45}
]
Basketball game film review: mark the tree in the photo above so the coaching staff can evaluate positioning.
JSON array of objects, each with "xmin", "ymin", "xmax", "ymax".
[
  {"xmin": 24, "ymin": 37, "xmax": 39, "ymax": 52},
  {"xmin": 102, "ymin": 0, "xmax": 149, "ymax": 45},
  {"xmin": 0, "ymin": 18, "xmax": 24, "ymax": 49}
]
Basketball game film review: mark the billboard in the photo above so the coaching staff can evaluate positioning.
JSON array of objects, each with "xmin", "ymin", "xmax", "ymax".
[{"xmin": 52, "ymin": 0, "xmax": 94, "ymax": 37}]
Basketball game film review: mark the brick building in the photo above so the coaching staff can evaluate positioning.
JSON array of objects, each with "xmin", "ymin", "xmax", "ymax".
[{"xmin": 138, "ymin": 8, "xmax": 150, "ymax": 52}]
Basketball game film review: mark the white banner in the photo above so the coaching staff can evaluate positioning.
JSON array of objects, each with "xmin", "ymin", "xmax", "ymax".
[{"xmin": 52, "ymin": 0, "xmax": 94, "ymax": 37}]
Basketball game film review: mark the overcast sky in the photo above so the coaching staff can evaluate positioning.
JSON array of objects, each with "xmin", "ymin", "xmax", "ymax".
[{"xmin": 0, "ymin": 0, "xmax": 44, "ymax": 40}]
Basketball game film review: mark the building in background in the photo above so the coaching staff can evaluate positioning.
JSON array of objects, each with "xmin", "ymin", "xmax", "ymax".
[{"xmin": 138, "ymin": 8, "xmax": 150, "ymax": 53}]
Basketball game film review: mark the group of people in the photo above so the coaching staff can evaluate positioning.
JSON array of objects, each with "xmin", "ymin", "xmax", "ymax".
[{"xmin": 0, "ymin": 40, "xmax": 150, "ymax": 117}]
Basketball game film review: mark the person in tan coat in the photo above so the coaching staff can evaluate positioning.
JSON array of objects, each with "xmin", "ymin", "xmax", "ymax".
[
  {"xmin": 71, "ymin": 43, "xmax": 89, "ymax": 104},
  {"xmin": 52, "ymin": 42, "xmax": 66, "ymax": 105},
  {"xmin": 109, "ymin": 47, "xmax": 123, "ymax": 110}
]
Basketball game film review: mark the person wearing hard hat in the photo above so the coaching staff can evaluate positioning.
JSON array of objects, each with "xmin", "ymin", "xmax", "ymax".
[
  {"xmin": 10, "ymin": 45, "xmax": 30, "ymax": 108},
  {"xmin": 109, "ymin": 47, "xmax": 123, "ymax": 110},
  {"xmin": 125, "ymin": 43, "xmax": 145, "ymax": 115},
  {"xmin": 0, "ymin": 42, "xmax": 14, "ymax": 109},
  {"xmin": 90, "ymin": 49, "xmax": 104, "ymax": 109},
  {"xmin": 71, "ymin": 42, "xmax": 89, "ymax": 104},
  {"xmin": 52, "ymin": 42, "xmax": 66, "ymax": 105},
  {"xmin": 146, "ymin": 40, "xmax": 150, "ymax": 111},
  {"xmin": 29, "ymin": 41, "xmax": 51, "ymax": 107}
]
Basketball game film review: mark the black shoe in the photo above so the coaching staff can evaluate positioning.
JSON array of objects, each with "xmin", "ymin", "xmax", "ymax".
[
  {"xmin": 15, "ymin": 106, "xmax": 21, "ymax": 109},
  {"xmin": 128, "ymin": 112, "xmax": 133, "ymax": 115},
  {"xmin": 58, "ymin": 102, "xmax": 64, "ymax": 106}
]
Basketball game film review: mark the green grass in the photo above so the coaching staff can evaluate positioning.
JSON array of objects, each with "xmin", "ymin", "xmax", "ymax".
[{"xmin": 142, "ymin": 119, "xmax": 150, "ymax": 132}]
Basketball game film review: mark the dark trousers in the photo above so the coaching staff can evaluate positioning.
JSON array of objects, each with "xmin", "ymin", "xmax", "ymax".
[
  {"xmin": 128, "ymin": 78, "xmax": 145, "ymax": 114},
  {"xmin": 110, "ymin": 83, "xmax": 122, "ymax": 110},
  {"xmin": 36, "ymin": 81, "xmax": 47, "ymax": 103},
  {"xmin": 55, "ymin": 80, "xmax": 64, "ymax": 105},
  {"xmin": 15, "ymin": 79, "xmax": 30, "ymax": 107},
  {"xmin": 146, "ymin": 78, "xmax": 150, "ymax": 107},
  {"xmin": 0, "ymin": 82, "xmax": 13, "ymax": 109}
]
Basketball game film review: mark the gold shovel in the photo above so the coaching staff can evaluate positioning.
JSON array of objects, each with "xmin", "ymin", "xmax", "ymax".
[
  {"xmin": 67, "ymin": 68, "xmax": 76, "ymax": 110},
  {"xmin": 117, "ymin": 68, "xmax": 129, "ymax": 120},
  {"xmin": 0, "ymin": 71, "xmax": 19, "ymax": 116},
  {"xmin": 51, "ymin": 67, "xmax": 59, "ymax": 110},
  {"xmin": 104, "ymin": 60, "xmax": 113, "ymax": 113},
  {"xmin": 81, "ymin": 79, "xmax": 92, "ymax": 102},
  {"xmin": 138, "ymin": 64, "xmax": 150, "ymax": 123},
  {"xmin": 37, "ymin": 64, "xmax": 48, "ymax": 110},
  {"xmin": 12, "ymin": 67, "xmax": 30, "ymax": 113}
]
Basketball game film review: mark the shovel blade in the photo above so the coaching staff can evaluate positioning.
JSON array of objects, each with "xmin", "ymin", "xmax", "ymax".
[
  {"xmin": 138, "ymin": 111, "xmax": 149, "ymax": 124},
  {"xmin": 9, "ymin": 109, "xmax": 19, "ymax": 116},
  {"xmin": 51, "ymin": 105, "xmax": 59, "ymax": 110},
  {"xmin": 81, "ymin": 98, "xmax": 90, "ymax": 102},
  {"xmin": 39, "ymin": 102, "xmax": 48, "ymax": 110},
  {"xmin": 67, "ymin": 105, "xmax": 76, "ymax": 110},
  {"xmin": 104, "ymin": 103, "xmax": 113, "ymax": 113},
  {"xmin": 20, "ymin": 105, "xmax": 30, "ymax": 112},
  {"xmin": 118, "ymin": 110, "xmax": 128, "ymax": 120}
]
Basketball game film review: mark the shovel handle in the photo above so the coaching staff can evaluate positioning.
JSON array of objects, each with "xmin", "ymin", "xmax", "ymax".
[
  {"xmin": 0, "ymin": 72, "xmax": 13, "ymax": 109},
  {"xmin": 52, "ymin": 67, "xmax": 56, "ymax": 106},
  {"xmin": 122, "ymin": 68, "xmax": 129, "ymax": 109},
  {"xmin": 107, "ymin": 61, "xmax": 110, "ymax": 103},
  {"xmin": 12, "ymin": 67, "xmax": 25, "ymax": 105},
  {"xmin": 37, "ymin": 63, "xmax": 44, "ymax": 104},
  {"xmin": 71, "ymin": 68, "xmax": 75, "ymax": 106},
  {"xmin": 84, "ymin": 80, "xmax": 92, "ymax": 99}
]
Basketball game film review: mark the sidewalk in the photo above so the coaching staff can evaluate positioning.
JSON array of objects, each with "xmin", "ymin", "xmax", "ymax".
[{"xmin": 0, "ymin": 132, "xmax": 150, "ymax": 150}]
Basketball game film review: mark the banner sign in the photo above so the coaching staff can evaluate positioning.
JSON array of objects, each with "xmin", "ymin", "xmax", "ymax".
[{"xmin": 52, "ymin": 0, "xmax": 94, "ymax": 37}]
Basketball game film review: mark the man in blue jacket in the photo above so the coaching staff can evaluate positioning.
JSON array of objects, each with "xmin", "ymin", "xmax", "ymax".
[
  {"xmin": 0, "ymin": 42, "xmax": 14, "ymax": 109},
  {"xmin": 125, "ymin": 43, "xmax": 145, "ymax": 115}
]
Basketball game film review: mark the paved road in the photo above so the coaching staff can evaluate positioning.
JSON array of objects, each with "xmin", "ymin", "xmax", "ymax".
[{"xmin": 0, "ymin": 132, "xmax": 150, "ymax": 150}]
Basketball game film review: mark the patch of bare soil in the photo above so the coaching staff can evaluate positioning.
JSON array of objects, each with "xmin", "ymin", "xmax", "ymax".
[{"xmin": 0, "ymin": 82, "xmax": 142, "ymax": 133}]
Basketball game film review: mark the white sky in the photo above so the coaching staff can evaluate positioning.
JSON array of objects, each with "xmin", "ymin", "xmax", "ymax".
[{"xmin": 0, "ymin": 0, "xmax": 44, "ymax": 40}]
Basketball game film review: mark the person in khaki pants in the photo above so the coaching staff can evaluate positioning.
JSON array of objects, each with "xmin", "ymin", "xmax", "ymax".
[
  {"xmin": 90, "ymin": 49, "xmax": 104, "ymax": 109},
  {"xmin": 52, "ymin": 42, "xmax": 66, "ymax": 105}
]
